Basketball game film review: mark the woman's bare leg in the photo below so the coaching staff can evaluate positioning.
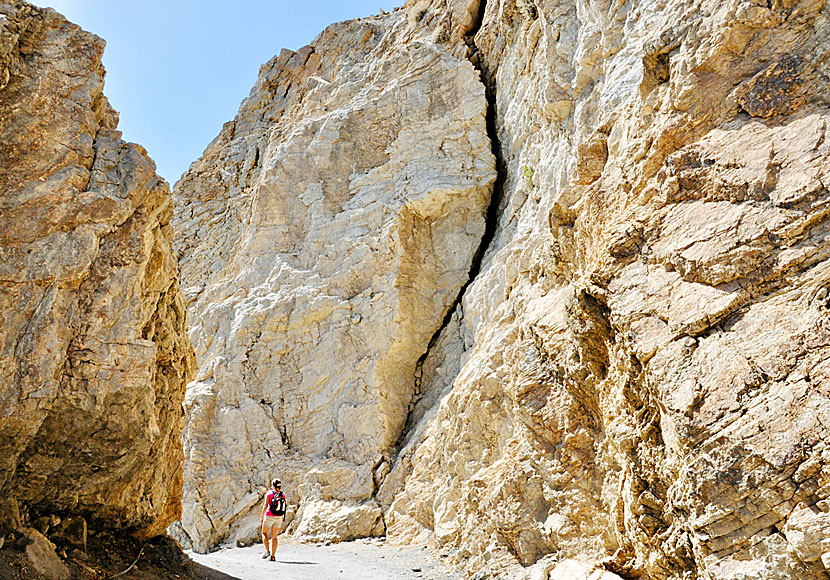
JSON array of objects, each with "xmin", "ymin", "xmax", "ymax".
[
  {"xmin": 268, "ymin": 524, "xmax": 279, "ymax": 556},
  {"xmin": 262, "ymin": 528, "xmax": 271, "ymax": 554}
]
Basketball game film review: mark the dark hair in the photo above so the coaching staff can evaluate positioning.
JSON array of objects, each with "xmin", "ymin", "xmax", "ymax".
[{"xmin": 272, "ymin": 479, "xmax": 281, "ymax": 489}]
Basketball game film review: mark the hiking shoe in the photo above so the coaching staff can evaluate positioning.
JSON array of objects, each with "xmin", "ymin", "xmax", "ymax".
[
  {"xmin": 269, "ymin": 555, "xmax": 275, "ymax": 561},
  {"xmin": 262, "ymin": 550, "xmax": 270, "ymax": 559}
]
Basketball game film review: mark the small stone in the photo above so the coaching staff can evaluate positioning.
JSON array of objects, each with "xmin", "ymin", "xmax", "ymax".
[
  {"xmin": 33, "ymin": 516, "xmax": 58, "ymax": 535},
  {"xmin": 22, "ymin": 529, "xmax": 70, "ymax": 580}
]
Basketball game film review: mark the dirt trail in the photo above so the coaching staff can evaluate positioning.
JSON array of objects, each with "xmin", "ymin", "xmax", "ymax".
[{"xmin": 188, "ymin": 537, "xmax": 461, "ymax": 580}]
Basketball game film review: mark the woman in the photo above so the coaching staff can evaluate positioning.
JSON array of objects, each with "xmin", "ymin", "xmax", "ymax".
[{"xmin": 260, "ymin": 478, "xmax": 286, "ymax": 561}]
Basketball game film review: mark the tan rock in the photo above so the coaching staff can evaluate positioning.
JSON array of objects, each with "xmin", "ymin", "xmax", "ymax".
[
  {"xmin": 174, "ymin": 0, "xmax": 830, "ymax": 578},
  {"xmin": 290, "ymin": 500, "xmax": 385, "ymax": 542},
  {"xmin": 0, "ymin": 1, "xmax": 194, "ymax": 539},
  {"xmin": 0, "ymin": 498, "xmax": 21, "ymax": 536},
  {"xmin": 22, "ymin": 528, "xmax": 70, "ymax": 580},
  {"xmin": 49, "ymin": 516, "xmax": 87, "ymax": 553},
  {"xmin": 784, "ymin": 507, "xmax": 830, "ymax": 565},
  {"xmin": 385, "ymin": 0, "xmax": 830, "ymax": 579},
  {"xmin": 547, "ymin": 560, "xmax": 624, "ymax": 580}
]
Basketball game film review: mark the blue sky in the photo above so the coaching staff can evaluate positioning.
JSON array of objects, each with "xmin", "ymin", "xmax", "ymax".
[{"xmin": 37, "ymin": 1, "xmax": 402, "ymax": 185}]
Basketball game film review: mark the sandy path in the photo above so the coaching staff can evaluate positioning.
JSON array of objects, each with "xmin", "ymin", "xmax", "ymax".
[{"xmin": 188, "ymin": 537, "xmax": 460, "ymax": 580}]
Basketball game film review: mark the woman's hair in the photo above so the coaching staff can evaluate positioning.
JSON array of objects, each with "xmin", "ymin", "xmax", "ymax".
[{"xmin": 272, "ymin": 478, "xmax": 281, "ymax": 489}]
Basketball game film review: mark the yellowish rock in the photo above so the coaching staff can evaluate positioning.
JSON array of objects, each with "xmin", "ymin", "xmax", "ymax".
[
  {"xmin": 0, "ymin": 1, "xmax": 194, "ymax": 539},
  {"xmin": 385, "ymin": 0, "xmax": 830, "ymax": 579}
]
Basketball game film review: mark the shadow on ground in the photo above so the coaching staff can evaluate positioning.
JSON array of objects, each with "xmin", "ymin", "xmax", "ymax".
[{"xmin": 192, "ymin": 561, "xmax": 244, "ymax": 579}]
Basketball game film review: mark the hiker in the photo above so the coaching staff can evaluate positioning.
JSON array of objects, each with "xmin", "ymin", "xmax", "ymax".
[{"xmin": 260, "ymin": 478, "xmax": 286, "ymax": 561}]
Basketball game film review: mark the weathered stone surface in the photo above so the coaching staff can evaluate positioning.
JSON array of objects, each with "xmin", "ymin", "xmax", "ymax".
[
  {"xmin": 0, "ymin": 1, "xmax": 194, "ymax": 540},
  {"xmin": 22, "ymin": 529, "xmax": 70, "ymax": 580},
  {"xmin": 383, "ymin": 0, "xmax": 830, "ymax": 579},
  {"xmin": 172, "ymin": 7, "xmax": 495, "ymax": 551},
  {"xmin": 173, "ymin": 0, "xmax": 830, "ymax": 577},
  {"xmin": 0, "ymin": 499, "xmax": 21, "ymax": 536}
]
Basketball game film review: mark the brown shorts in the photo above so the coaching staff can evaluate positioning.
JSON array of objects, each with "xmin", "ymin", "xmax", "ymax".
[{"xmin": 262, "ymin": 515, "xmax": 282, "ymax": 529}]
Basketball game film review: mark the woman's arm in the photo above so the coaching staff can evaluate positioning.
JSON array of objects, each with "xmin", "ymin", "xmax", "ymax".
[{"xmin": 260, "ymin": 493, "xmax": 269, "ymax": 522}]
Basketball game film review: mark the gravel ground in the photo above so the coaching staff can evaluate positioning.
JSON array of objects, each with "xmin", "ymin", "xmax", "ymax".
[{"xmin": 188, "ymin": 537, "xmax": 462, "ymax": 580}]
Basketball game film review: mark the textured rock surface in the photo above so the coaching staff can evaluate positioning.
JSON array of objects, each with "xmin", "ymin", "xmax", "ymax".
[
  {"xmin": 384, "ymin": 0, "xmax": 830, "ymax": 578},
  {"xmin": 175, "ymin": 0, "xmax": 830, "ymax": 577},
  {"xmin": 172, "ymin": 7, "xmax": 495, "ymax": 551},
  {"xmin": 0, "ymin": 1, "xmax": 194, "ymax": 540},
  {"xmin": 22, "ymin": 529, "xmax": 70, "ymax": 580}
]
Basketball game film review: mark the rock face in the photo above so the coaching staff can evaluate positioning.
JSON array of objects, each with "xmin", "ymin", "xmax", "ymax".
[
  {"xmin": 385, "ymin": 0, "xmax": 830, "ymax": 578},
  {"xmin": 172, "ymin": 8, "xmax": 495, "ymax": 551},
  {"xmin": 0, "ymin": 1, "xmax": 194, "ymax": 541},
  {"xmin": 176, "ymin": 0, "xmax": 830, "ymax": 578}
]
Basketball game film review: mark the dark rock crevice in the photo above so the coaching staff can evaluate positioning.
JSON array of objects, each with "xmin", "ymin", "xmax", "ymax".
[{"xmin": 382, "ymin": 0, "xmax": 508, "ymax": 468}]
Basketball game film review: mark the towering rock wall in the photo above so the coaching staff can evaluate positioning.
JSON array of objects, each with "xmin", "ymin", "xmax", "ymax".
[
  {"xmin": 386, "ymin": 0, "xmax": 830, "ymax": 578},
  {"xmin": 176, "ymin": 0, "xmax": 830, "ymax": 578},
  {"xmin": 172, "ymin": 8, "xmax": 496, "ymax": 551},
  {"xmin": 0, "ymin": 2, "xmax": 194, "ymax": 540}
]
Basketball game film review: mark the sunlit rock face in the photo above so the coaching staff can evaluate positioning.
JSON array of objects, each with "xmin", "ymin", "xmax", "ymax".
[
  {"xmin": 385, "ymin": 0, "xmax": 830, "ymax": 579},
  {"xmin": 175, "ymin": 0, "xmax": 830, "ymax": 576},
  {"xmin": 171, "ymin": 9, "xmax": 496, "ymax": 552},
  {"xmin": 0, "ymin": 2, "xmax": 195, "ymax": 539}
]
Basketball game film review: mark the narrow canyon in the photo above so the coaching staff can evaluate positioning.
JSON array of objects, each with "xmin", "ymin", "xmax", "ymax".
[{"xmin": 1, "ymin": 0, "xmax": 829, "ymax": 579}]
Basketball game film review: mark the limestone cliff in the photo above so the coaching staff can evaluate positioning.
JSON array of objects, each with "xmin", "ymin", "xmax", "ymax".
[
  {"xmin": 172, "ymin": 8, "xmax": 496, "ymax": 551},
  {"xmin": 0, "ymin": 0, "xmax": 194, "ymax": 546},
  {"xmin": 177, "ymin": 0, "xmax": 830, "ymax": 578},
  {"xmin": 386, "ymin": 0, "xmax": 830, "ymax": 578}
]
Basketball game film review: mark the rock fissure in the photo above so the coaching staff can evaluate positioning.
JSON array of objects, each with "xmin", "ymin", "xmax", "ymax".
[
  {"xmin": 172, "ymin": 5, "xmax": 498, "ymax": 551},
  {"xmin": 391, "ymin": 0, "xmax": 507, "ymax": 461}
]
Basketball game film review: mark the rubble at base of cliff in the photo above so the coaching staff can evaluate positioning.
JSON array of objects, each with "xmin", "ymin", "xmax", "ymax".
[{"xmin": 0, "ymin": 498, "xmax": 209, "ymax": 580}]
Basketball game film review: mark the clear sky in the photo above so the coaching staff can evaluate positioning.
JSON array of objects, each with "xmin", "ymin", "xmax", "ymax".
[{"xmin": 36, "ymin": 1, "xmax": 403, "ymax": 185}]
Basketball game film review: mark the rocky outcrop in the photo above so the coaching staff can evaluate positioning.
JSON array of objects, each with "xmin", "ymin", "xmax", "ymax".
[
  {"xmin": 175, "ymin": 0, "xmax": 830, "ymax": 577},
  {"xmin": 0, "ymin": 0, "xmax": 194, "ymax": 546},
  {"xmin": 384, "ymin": 0, "xmax": 830, "ymax": 579},
  {"xmin": 172, "ymin": 7, "xmax": 495, "ymax": 551}
]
